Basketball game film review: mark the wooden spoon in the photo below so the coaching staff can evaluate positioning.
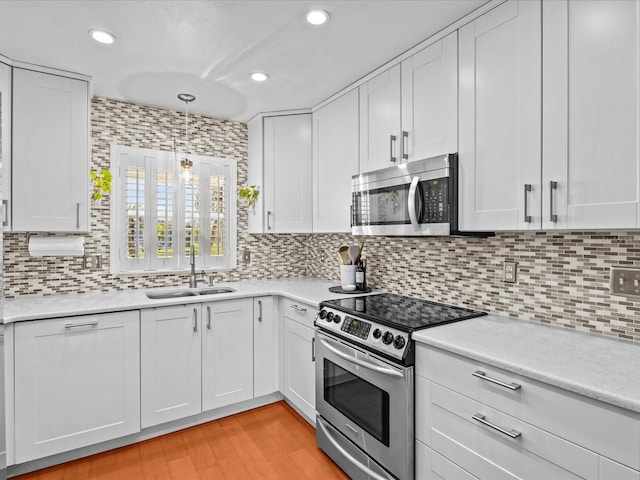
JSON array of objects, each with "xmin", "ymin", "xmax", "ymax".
[{"xmin": 338, "ymin": 246, "xmax": 350, "ymax": 265}]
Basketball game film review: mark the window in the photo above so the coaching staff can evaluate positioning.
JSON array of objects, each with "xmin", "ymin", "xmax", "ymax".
[{"xmin": 110, "ymin": 145, "xmax": 237, "ymax": 273}]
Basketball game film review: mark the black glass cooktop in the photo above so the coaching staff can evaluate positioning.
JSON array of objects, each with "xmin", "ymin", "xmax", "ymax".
[{"xmin": 320, "ymin": 293, "xmax": 486, "ymax": 332}]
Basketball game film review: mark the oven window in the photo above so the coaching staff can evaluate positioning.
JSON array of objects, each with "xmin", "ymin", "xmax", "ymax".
[{"xmin": 323, "ymin": 359, "xmax": 390, "ymax": 446}]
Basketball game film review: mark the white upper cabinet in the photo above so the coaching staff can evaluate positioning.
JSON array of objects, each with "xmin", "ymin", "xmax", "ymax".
[
  {"xmin": 359, "ymin": 32, "xmax": 458, "ymax": 174},
  {"xmin": 312, "ymin": 89, "xmax": 359, "ymax": 233},
  {"xmin": 401, "ymin": 31, "xmax": 458, "ymax": 162},
  {"xmin": 459, "ymin": 0, "xmax": 542, "ymax": 231},
  {"xmin": 359, "ymin": 65, "xmax": 402, "ymax": 172},
  {"xmin": 543, "ymin": 0, "xmax": 640, "ymax": 230},
  {"xmin": 0, "ymin": 60, "xmax": 11, "ymax": 230},
  {"xmin": 247, "ymin": 113, "xmax": 312, "ymax": 233},
  {"xmin": 12, "ymin": 67, "xmax": 90, "ymax": 232}
]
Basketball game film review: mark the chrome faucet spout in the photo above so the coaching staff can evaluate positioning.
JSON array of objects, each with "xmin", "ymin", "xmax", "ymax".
[{"xmin": 189, "ymin": 245, "xmax": 198, "ymax": 288}]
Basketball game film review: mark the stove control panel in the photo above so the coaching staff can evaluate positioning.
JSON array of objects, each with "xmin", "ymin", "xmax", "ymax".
[{"xmin": 316, "ymin": 307, "xmax": 409, "ymax": 360}]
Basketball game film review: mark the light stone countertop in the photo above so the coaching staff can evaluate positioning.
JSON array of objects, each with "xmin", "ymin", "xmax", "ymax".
[
  {"xmin": 412, "ymin": 314, "xmax": 640, "ymax": 413},
  {"xmin": 3, "ymin": 277, "xmax": 366, "ymax": 323}
]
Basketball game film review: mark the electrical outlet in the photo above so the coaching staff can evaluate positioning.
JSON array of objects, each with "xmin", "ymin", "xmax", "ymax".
[
  {"xmin": 610, "ymin": 267, "xmax": 640, "ymax": 296},
  {"xmin": 503, "ymin": 261, "xmax": 517, "ymax": 283},
  {"xmin": 83, "ymin": 254, "xmax": 102, "ymax": 270},
  {"xmin": 243, "ymin": 250, "xmax": 251, "ymax": 263}
]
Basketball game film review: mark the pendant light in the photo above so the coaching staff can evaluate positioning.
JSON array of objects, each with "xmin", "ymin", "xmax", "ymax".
[{"xmin": 178, "ymin": 93, "xmax": 195, "ymax": 182}]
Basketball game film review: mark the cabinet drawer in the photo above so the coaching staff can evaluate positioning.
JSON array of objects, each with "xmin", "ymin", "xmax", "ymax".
[
  {"xmin": 416, "ymin": 440, "xmax": 478, "ymax": 480},
  {"xmin": 416, "ymin": 344, "xmax": 640, "ymax": 469},
  {"xmin": 281, "ymin": 298, "xmax": 316, "ymax": 328},
  {"xmin": 427, "ymin": 382, "xmax": 599, "ymax": 480}
]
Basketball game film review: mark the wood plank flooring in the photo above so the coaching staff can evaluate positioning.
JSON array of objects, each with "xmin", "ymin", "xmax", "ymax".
[{"xmin": 15, "ymin": 401, "xmax": 349, "ymax": 480}]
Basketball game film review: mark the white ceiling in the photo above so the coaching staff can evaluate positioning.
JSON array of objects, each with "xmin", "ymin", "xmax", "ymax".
[{"xmin": 0, "ymin": 0, "xmax": 488, "ymax": 122}]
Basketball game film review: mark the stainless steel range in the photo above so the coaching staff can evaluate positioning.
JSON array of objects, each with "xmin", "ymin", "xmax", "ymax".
[{"xmin": 315, "ymin": 293, "xmax": 486, "ymax": 480}]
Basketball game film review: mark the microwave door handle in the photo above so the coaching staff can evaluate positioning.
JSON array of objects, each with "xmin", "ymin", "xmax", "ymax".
[
  {"xmin": 408, "ymin": 176, "xmax": 421, "ymax": 230},
  {"xmin": 316, "ymin": 418, "xmax": 393, "ymax": 480},
  {"xmin": 318, "ymin": 338, "xmax": 404, "ymax": 378}
]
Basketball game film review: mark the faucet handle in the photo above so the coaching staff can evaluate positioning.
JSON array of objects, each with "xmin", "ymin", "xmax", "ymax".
[{"xmin": 208, "ymin": 275, "xmax": 216, "ymax": 286}]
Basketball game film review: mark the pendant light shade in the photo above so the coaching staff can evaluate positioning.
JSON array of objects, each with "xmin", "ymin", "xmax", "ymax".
[{"xmin": 178, "ymin": 93, "xmax": 195, "ymax": 182}]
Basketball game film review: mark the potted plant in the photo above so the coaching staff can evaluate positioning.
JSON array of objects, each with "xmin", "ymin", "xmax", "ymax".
[
  {"xmin": 90, "ymin": 168, "xmax": 113, "ymax": 202},
  {"xmin": 239, "ymin": 185, "xmax": 260, "ymax": 212}
]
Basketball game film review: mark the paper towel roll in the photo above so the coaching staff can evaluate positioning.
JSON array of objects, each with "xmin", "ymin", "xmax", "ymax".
[{"xmin": 28, "ymin": 236, "xmax": 85, "ymax": 257}]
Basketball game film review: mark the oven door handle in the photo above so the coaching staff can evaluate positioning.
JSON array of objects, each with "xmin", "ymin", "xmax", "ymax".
[
  {"xmin": 318, "ymin": 338, "xmax": 404, "ymax": 378},
  {"xmin": 408, "ymin": 176, "xmax": 421, "ymax": 230},
  {"xmin": 316, "ymin": 417, "xmax": 393, "ymax": 480}
]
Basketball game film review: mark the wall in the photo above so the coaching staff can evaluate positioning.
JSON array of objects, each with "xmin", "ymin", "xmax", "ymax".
[
  {"xmin": 4, "ymin": 97, "xmax": 640, "ymax": 342},
  {"xmin": 307, "ymin": 232, "xmax": 640, "ymax": 341},
  {"xmin": 3, "ymin": 97, "xmax": 308, "ymax": 297}
]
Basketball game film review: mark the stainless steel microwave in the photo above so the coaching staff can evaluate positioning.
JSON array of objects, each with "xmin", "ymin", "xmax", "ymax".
[{"xmin": 351, "ymin": 153, "xmax": 492, "ymax": 237}]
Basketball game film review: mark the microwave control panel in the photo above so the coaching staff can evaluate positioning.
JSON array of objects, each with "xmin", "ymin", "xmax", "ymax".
[{"xmin": 422, "ymin": 178, "xmax": 449, "ymax": 223}]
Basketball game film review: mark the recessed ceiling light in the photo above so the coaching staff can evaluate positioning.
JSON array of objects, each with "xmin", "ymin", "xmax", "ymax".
[
  {"xmin": 306, "ymin": 9, "xmax": 330, "ymax": 26},
  {"xmin": 251, "ymin": 72, "xmax": 269, "ymax": 82},
  {"xmin": 89, "ymin": 29, "xmax": 116, "ymax": 45}
]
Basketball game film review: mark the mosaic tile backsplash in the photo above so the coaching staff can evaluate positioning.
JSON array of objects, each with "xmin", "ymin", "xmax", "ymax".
[{"xmin": 4, "ymin": 97, "xmax": 640, "ymax": 342}]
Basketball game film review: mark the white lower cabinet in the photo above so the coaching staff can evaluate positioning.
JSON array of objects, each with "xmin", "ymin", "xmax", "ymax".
[
  {"xmin": 415, "ymin": 344, "xmax": 640, "ymax": 480},
  {"xmin": 202, "ymin": 298, "xmax": 254, "ymax": 411},
  {"xmin": 254, "ymin": 296, "xmax": 278, "ymax": 397},
  {"xmin": 141, "ymin": 305, "xmax": 202, "ymax": 428},
  {"xmin": 14, "ymin": 311, "xmax": 140, "ymax": 463},
  {"xmin": 282, "ymin": 298, "xmax": 316, "ymax": 422}
]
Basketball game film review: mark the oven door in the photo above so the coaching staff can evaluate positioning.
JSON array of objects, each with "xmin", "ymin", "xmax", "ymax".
[{"xmin": 315, "ymin": 331, "xmax": 414, "ymax": 480}]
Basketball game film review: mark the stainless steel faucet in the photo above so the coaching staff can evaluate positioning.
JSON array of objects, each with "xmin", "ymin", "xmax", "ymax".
[{"xmin": 189, "ymin": 244, "xmax": 198, "ymax": 288}]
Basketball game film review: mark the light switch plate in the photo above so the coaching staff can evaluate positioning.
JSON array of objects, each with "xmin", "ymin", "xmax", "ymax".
[
  {"xmin": 243, "ymin": 250, "xmax": 251, "ymax": 263},
  {"xmin": 503, "ymin": 261, "xmax": 517, "ymax": 283},
  {"xmin": 610, "ymin": 267, "xmax": 640, "ymax": 296}
]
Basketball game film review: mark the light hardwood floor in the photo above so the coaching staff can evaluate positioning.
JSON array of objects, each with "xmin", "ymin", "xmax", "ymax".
[{"xmin": 14, "ymin": 401, "xmax": 349, "ymax": 480}]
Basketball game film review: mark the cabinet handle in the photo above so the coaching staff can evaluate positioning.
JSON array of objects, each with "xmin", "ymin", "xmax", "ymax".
[
  {"xmin": 65, "ymin": 321, "xmax": 98, "ymax": 329},
  {"xmin": 193, "ymin": 307, "xmax": 198, "ymax": 332},
  {"xmin": 549, "ymin": 181, "xmax": 558, "ymax": 223},
  {"xmin": 76, "ymin": 202, "xmax": 80, "ymax": 229},
  {"xmin": 401, "ymin": 130, "xmax": 408, "ymax": 160},
  {"xmin": 390, "ymin": 135, "xmax": 397, "ymax": 163},
  {"xmin": 2, "ymin": 200, "xmax": 7, "ymax": 227},
  {"xmin": 472, "ymin": 413, "xmax": 521, "ymax": 439},
  {"xmin": 290, "ymin": 304, "xmax": 307, "ymax": 313},
  {"xmin": 472, "ymin": 370, "xmax": 521, "ymax": 391},
  {"xmin": 312, "ymin": 337, "xmax": 316, "ymax": 362},
  {"xmin": 267, "ymin": 210, "xmax": 272, "ymax": 230},
  {"xmin": 206, "ymin": 306, "xmax": 211, "ymax": 330},
  {"xmin": 523, "ymin": 184, "xmax": 532, "ymax": 223},
  {"xmin": 258, "ymin": 300, "xmax": 263, "ymax": 322}
]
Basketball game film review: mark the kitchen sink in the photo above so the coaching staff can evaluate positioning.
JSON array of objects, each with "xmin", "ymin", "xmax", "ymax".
[{"xmin": 145, "ymin": 287, "xmax": 235, "ymax": 299}]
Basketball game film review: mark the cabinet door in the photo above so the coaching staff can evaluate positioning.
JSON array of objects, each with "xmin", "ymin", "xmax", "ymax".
[
  {"xmin": 263, "ymin": 114, "xmax": 312, "ymax": 233},
  {"xmin": 401, "ymin": 32, "xmax": 458, "ymax": 162},
  {"xmin": 202, "ymin": 298, "xmax": 254, "ymax": 411},
  {"xmin": 12, "ymin": 68, "xmax": 89, "ymax": 232},
  {"xmin": 254, "ymin": 296, "xmax": 278, "ymax": 398},
  {"xmin": 141, "ymin": 305, "xmax": 201, "ymax": 428},
  {"xmin": 543, "ymin": 0, "xmax": 640, "ymax": 229},
  {"xmin": 459, "ymin": 0, "xmax": 542, "ymax": 231},
  {"xmin": 283, "ymin": 315, "xmax": 316, "ymax": 422},
  {"xmin": 359, "ymin": 64, "xmax": 401, "ymax": 172},
  {"xmin": 14, "ymin": 311, "xmax": 140, "ymax": 463},
  {"xmin": 312, "ymin": 89, "xmax": 359, "ymax": 232},
  {"xmin": 0, "ymin": 61, "xmax": 11, "ymax": 230}
]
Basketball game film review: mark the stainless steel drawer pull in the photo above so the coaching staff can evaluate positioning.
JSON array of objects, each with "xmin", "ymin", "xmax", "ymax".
[
  {"xmin": 549, "ymin": 180, "xmax": 558, "ymax": 223},
  {"xmin": 2, "ymin": 200, "xmax": 7, "ymax": 227},
  {"xmin": 311, "ymin": 337, "xmax": 315, "ymax": 362},
  {"xmin": 472, "ymin": 413, "xmax": 521, "ymax": 439},
  {"xmin": 472, "ymin": 370, "xmax": 521, "ymax": 391},
  {"xmin": 193, "ymin": 308, "xmax": 198, "ymax": 332},
  {"xmin": 76, "ymin": 202, "xmax": 80, "ymax": 229},
  {"xmin": 290, "ymin": 304, "xmax": 307, "ymax": 313},
  {"xmin": 65, "ymin": 321, "xmax": 98, "ymax": 329},
  {"xmin": 523, "ymin": 184, "xmax": 532, "ymax": 223},
  {"xmin": 206, "ymin": 306, "xmax": 211, "ymax": 330},
  {"xmin": 257, "ymin": 300, "xmax": 263, "ymax": 322},
  {"xmin": 267, "ymin": 210, "xmax": 272, "ymax": 230},
  {"xmin": 401, "ymin": 130, "xmax": 409, "ymax": 160}
]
